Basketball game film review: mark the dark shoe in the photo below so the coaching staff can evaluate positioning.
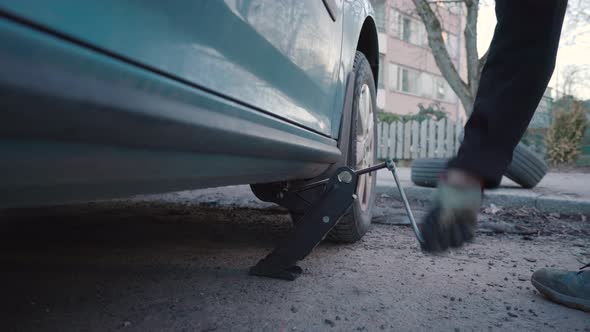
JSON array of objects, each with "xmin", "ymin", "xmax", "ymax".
[
  {"xmin": 419, "ymin": 180, "xmax": 482, "ymax": 252},
  {"xmin": 531, "ymin": 264, "xmax": 590, "ymax": 312}
]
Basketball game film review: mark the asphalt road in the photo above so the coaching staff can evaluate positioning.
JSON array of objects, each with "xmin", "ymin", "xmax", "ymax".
[{"xmin": 1, "ymin": 186, "xmax": 589, "ymax": 332}]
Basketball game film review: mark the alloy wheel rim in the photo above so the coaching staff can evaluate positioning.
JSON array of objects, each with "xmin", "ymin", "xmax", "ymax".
[{"xmin": 355, "ymin": 84, "xmax": 375, "ymax": 212}]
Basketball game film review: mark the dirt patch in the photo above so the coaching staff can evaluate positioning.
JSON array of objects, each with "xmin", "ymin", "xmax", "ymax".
[
  {"xmin": 374, "ymin": 194, "xmax": 590, "ymax": 244},
  {"xmin": 1, "ymin": 195, "xmax": 589, "ymax": 331},
  {"xmin": 478, "ymin": 206, "xmax": 590, "ymax": 241}
]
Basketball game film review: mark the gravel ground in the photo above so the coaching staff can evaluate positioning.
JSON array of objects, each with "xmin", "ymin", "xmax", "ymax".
[{"xmin": 1, "ymin": 189, "xmax": 589, "ymax": 332}]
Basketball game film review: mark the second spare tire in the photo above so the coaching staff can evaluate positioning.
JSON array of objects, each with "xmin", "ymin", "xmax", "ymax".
[{"xmin": 504, "ymin": 142, "xmax": 548, "ymax": 189}]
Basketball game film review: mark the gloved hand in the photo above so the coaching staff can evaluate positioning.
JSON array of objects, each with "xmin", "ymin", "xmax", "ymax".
[{"xmin": 419, "ymin": 181, "xmax": 482, "ymax": 252}]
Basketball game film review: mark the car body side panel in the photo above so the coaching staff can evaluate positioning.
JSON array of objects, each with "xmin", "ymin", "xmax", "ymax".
[
  {"xmin": 329, "ymin": 0, "xmax": 376, "ymax": 138},
  {"xmin": 0, "ymin": 18, "xmax": 342, "ymax": 207},
  {"xmin": 342, "ymin": 0, "xmax": 374, "ymax": 80},
  {"xmin": 0, "ymin": 0, "xmax": 342, "ymax": 135}
]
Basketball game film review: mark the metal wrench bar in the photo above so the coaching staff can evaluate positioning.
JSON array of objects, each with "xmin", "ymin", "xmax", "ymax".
[
  {"xmin": 355, "ymin": 161, "xmax": 387, "ymax": 175},
  {"xmin": 385, "ymin": 159, "xmax": 425, "ymax": 245},
  {"xmin": 292, "ymin": 162, "xmax": 388, "ymax": 192}
]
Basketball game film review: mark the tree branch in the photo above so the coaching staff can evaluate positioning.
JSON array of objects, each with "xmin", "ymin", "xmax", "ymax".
[
  {"xmin": 464, "ymin": 0, "xmax": 480, "ymax": 100},
  {"xmin": 412, "ymin": 0, "xmax": 474, "ymax": 113},
  {"xmin": 477, "ymin": 49, "xmax": 488, "ymax": 75}
]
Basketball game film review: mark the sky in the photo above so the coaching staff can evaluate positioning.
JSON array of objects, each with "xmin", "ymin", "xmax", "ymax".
[{"xmin": 477, "ymin": 2, "xmax": 590, "ymax": 100}]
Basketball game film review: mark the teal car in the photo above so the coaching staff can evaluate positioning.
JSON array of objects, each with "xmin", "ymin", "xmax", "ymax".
[{"xmin": 0, "ymin": 1, "xmax": 380, "ymax": 242}]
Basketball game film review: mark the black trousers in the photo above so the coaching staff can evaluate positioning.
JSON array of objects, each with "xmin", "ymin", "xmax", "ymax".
[{"xmin": 448, "ymin": 0, "xmax": 568, "ymax": 184}]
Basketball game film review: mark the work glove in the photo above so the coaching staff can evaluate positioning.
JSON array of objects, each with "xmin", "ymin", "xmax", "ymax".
[{"xmin": 419, "ymin": 182, "xmax": 482, "ymax": 252}]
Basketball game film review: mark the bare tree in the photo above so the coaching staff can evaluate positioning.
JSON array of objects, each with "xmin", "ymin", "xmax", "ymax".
[
  {"xmin": 413, "ymin": 0, "xmax": 590, "ymax": 115},
  {"xmin": 562, "ymin": 0, "xmax": 590, "ymax": 46},
  {"xmin": 560, "ymin": 64, "xmax": 590, "ymax": 98},
  {"xmin": 557, "ymin": 0, "xmax": 590, "ymax": 100},
  {"xmin": 412, "ymin": 0, "xmax": 485, "ymax": 116}
]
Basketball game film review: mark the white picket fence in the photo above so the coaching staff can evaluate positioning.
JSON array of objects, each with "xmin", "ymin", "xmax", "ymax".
[{"xmin": 377, "ymin": 119, "xmax": 463, "ymax": 160}]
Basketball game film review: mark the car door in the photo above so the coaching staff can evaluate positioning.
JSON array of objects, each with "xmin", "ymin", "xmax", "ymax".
[{"xmin": 0, "ymin": 0, "xmax": 343, "ymax": 136}]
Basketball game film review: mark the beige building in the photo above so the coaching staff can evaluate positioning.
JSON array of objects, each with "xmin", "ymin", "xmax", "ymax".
[{"xmin": 371, "ymin": 0, "xmax": 467, "ymax": 121}]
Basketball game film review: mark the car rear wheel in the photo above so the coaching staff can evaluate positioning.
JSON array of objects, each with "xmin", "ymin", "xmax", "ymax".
[{"xmin": 326, "ymin": 51, "xmax": 377, "ymax": 243}]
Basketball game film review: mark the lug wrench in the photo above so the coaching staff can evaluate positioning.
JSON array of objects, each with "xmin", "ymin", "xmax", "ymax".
[{"xmin": 358, "ymin": 159, "xmax": 425, "ymax": 245}]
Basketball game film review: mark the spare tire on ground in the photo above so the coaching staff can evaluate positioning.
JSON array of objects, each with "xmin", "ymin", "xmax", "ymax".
[
  {"xmin": 410, "ymin": 143, "xmax": 547, "ymax": 189},
  {"xmin": 410, "ymin": 158, "xmax": 447, "ymax": 188},
  {"xmin": 504, "ymin": 143, "xmax": 548, "ymax": 188}
]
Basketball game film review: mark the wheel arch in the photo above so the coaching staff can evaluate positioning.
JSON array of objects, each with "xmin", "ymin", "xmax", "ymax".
[{"xmin": 356, "ymin": 17, "xmax": 380, "ymax": 89}]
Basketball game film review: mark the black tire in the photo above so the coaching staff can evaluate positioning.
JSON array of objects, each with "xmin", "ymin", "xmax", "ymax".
[
  {"xmin": 410, "ymin": 143, "xmax": 547, "ymax": 189},
  {"xmin": 410, "ymin": 158, "xmax": 448, "ymax": 188},
  {"xmin": 505, "ymin": 142, "xmax": 548, "ymax": 189},
  {"xmin": 326, "ymin": 51, "xmax": 378, "ymax": 243},
  {"xmin": 411, "ymin": 158, "xmax": 502, "ymax": 188}
]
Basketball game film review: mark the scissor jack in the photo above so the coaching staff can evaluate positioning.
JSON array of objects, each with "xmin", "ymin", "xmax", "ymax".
[{"xmin": 249, "ymin": 159, "xmax": 424, "ymax": 280}]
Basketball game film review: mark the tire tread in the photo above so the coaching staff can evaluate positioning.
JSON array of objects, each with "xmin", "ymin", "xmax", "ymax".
[{"xmin": 327, "ymin": 51, "xmax": 377, "ymax": 243}]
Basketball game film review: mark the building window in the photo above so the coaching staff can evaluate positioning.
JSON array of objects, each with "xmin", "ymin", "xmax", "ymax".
[
  {"xmin": 390, "ymin": 9, "xmax": 427, "ymax": 47},
  {"xmin": 420, "ymin": 73, "xmax": 434, "ymax": 99},
  {"xmin": 388, "ymin": 63, "xmax": 398, "ymax": 91},
  {"xmin": 435, "ymin": 1, "xmax": 463, "ymax": 15},
  {"xmin": 378, "ymin": 54, "xmax": 385, "ymax": 88},
  {"xmin": 371, "ymin": 0, "xmax": 386, "ymax": 32},
  {"xmin": 434, "ymin": 77, "xmax": 457, "ymax": 103},
  {"xmin": 435, "ymin": 77, "xmax": 446, "ymax": 100},
  {"xmin": 387, "ymin": 63, "xmax": 457, "ymax": 103},
  {"xmin": 401, "ymin": 67, "xmax": 420, "ymax": 94},
  {"xmin": 389, "ymin": 8, "xmax": 400, "ymax": 36},
  {"xmin": 402, "ymin": 17, "xmax": 412, "ymax": 42},
  {"xmin": 388, "ymin": 64, "xmax": 421, "ymax": 95},
  {"xmin": 442, "ymin": 31, "xmax": 458, "ymax": 58}
]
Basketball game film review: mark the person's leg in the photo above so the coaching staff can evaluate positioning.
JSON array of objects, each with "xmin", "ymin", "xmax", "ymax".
[
  {"xmin": 420, "ymin": 0, "xmax": 568, "ymax": 252},
  {"xmin": 422, "ymin": 2, "xmax": 590, "ymax": 312},
  {"xmin": 448, "ymin": 0, "xmax": 568, "ymax": 184}
]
